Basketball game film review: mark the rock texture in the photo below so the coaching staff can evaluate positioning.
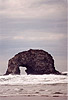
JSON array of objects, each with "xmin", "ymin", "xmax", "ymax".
[{"xmin": 5, "ymin": 49, "xmax": 61, "ymax": 75}]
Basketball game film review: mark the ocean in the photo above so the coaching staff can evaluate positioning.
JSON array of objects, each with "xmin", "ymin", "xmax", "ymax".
[{"xmin": 0, "ymin": 74, "xmax": 68, "ymax": 98}]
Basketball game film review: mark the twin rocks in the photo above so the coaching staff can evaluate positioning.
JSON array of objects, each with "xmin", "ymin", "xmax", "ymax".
[{"xmin": 5, "ymin": 49, "xmax": 62, "ymax": 75}]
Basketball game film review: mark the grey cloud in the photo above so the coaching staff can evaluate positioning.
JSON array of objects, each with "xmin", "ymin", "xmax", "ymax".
[
  {"xmin": 41, "ymin": 0, "xmax": 66, "ymax": 5},
  {"xmin": 0, "ymin": 34, "xmax": 67, "ymax": 56},
  {"xmin": 27, "ymin": 0, "xmax": 66, "ymax": 8},
  {"xmin": 0, "ymin": 17, "xmax": 67, "ymax": 36},
  {"xmin": 0, "ymin": 0, "xmax": 66, "ymax": 20}
]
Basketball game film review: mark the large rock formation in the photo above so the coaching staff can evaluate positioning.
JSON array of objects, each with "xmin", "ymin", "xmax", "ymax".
[{"xmin": 5, "ymin": 49, "xmax": 61, "ymax": 75}]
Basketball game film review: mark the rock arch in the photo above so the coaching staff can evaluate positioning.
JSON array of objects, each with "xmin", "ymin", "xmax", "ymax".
[{"xmin": 5, "ymin": 49, "xmax": 61, "ymax": 75}]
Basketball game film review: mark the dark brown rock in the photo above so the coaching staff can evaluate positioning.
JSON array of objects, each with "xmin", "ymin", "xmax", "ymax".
[{"xmin": 5, "ymin": 49, "xmax": 61, "ymax": 75}]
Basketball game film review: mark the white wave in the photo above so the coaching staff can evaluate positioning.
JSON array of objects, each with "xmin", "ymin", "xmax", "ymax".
[{"xmin": 0, "ymin": 74, "xmax": 68, "ymax": 85}]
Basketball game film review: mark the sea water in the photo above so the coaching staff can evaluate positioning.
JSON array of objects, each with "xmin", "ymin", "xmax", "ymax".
[{"xmin": 0, "ymin": 74, "xmax": 68, "ymax": 97}]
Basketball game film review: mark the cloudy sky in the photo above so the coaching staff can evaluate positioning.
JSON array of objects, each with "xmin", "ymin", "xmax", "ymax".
[{"xmin": 0, "ymin": 0, "xmax": 67, "ymax": 74}]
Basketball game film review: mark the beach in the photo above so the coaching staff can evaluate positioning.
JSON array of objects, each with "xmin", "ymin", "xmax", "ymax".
[
  {"xmin": 0, "ymin": 84, "xmax": 67, "ymax": 97},
  {"xmin": 0, "ymin": 96, "xmax": 67, "ymax": 100},
  {"xmin": 0, "ymin": 74, "xmax": 68, "ymax": 100}
]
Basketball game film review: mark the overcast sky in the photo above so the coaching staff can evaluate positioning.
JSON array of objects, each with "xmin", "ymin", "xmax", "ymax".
[{"xmin": 0, "ymin": 0, "xmax": 67, "ymax": 74}]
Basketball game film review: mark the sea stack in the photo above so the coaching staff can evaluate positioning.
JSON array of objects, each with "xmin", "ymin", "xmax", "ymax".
[{"xmin": 5, "ymin": 49, "xmax": 61, "ymax": 75}]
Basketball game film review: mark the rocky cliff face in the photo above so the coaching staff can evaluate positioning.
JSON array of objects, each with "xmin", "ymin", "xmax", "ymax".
[{"xmin": 5, "ymin": 49, "xmax": 61, "ymax": 75}]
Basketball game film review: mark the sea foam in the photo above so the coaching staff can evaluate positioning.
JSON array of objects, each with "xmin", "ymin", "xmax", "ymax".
[{"xmin": 0, "ymin": 74, "xmax": 68, "ymax": 85}]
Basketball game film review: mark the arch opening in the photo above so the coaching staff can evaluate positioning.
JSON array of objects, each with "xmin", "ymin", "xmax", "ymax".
[{"xmin": 19, "ymin": 66, "xmax": 27, "ymax": 75}]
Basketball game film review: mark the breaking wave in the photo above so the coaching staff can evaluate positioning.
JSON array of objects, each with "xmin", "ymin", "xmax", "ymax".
[{"xmin": 0, "ymin": 74, "xmax": 68, "ymax": 85}]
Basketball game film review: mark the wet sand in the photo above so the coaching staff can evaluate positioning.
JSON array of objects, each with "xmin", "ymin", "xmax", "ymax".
[
  {"xmin": 0, "ymin": 84, "xmax": 67, "ymax": 97},
  {"xmin": 0, "ymin": 96, "xmax": 67, "ymax": 100}
]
